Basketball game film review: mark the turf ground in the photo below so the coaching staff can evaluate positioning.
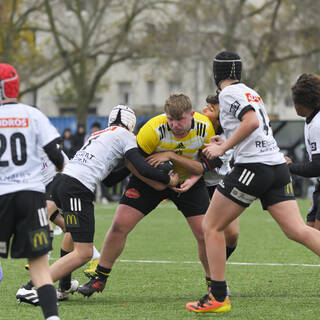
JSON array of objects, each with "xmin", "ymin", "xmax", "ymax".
[{"xmin": 0, "ymin": 198, "xmax": 319, "ymax": 320}]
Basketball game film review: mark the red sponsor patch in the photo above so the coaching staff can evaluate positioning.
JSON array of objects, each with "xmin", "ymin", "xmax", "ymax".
[
  {"xmin": 125, "ymin": 188, "xmax": 140, "ymax": 199},
  {"xmin": 0, "ymin": 117, "xmax": 29, "ymax": 128},
  {"xmin": 245, "ymin": 93, "xmax": 261, "ymax": 103}
]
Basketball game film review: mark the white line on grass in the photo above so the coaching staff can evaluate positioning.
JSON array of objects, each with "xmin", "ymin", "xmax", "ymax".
[
  {"xmin": 47, "ymin": 257, "xmax": 320, "ymax": 267},
  {"xmin": 119, "ymin": 259, "xmax": 320, "ymax": 268}
]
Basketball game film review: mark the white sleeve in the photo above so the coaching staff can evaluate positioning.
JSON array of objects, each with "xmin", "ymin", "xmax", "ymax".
[
  {"xmin": 121, "ymin": 130, "xmax": 138, "ymax": 154},
  {"xmin": 34, "ymin": 109, "xmax": 60, "ymax": 147},
  {"xmin": 220, "ymin": 88, "xmax": 254, "ymax": 120}
]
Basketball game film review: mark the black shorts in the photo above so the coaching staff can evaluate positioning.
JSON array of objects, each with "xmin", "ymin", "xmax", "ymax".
[
  {"xmin": 207, "ymin": 185, "xmax": 218, "ymax": 199},
  {"xmin": 120, "ymin": 175, "xmax": 210, "ymax": 217},
  {"xmin": 306, "ymin": 182, "xmax": 320, "ymax": 222},
  {"xmin": 0, "ymin": 191, "xmax": 51, "ymax": 259},
  {"xmin": 217, "ymin": 163, "xmax": 295, "ymax": 209},
  {"xmin": 51, "ymin": 174, "xmax": 95, "ymax": 243}
]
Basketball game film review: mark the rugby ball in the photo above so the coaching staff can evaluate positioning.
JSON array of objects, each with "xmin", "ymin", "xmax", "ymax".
[{"xmin": 158, "ymin": 160, "xmax": 174, "ymax": 175}]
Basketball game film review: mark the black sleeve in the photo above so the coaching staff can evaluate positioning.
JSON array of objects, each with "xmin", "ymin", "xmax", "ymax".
[
  {"xmin": 198, "ymin": 150, "xmax": 223, "ymax": 172},
  {"xmin": 102, "ymin": 166, "xmax": 131, "ymax": 187},
  {"xmin": 288, "ymin": 154, "xmax": 320, "ymax": 178},
  {"xmin": 43, "ymin": 138, "xmax": 64, "ymax": 171},
  {"xmin": 125, "ymin": 148, "xmax": 170, "ymax": 184},
  {"xmin": 238, "ymin": 105, "xmax": 255, "ymax": 121}
]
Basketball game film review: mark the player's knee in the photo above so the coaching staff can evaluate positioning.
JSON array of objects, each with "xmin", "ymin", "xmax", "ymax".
[
  {"xmin": 109, "ymin": 221, "xmax": 130, "ymax": 235},
  {"xmin": 283, "ymin": 225, "xmax": 305, "ymax": 243},
  {"xmin": 74, "ymin": 246, "xmax": 93, "ymax": 264}
]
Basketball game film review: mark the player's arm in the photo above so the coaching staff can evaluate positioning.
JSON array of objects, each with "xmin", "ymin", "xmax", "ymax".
[
  {"xmin": 125, "ymin": 160, "xmax": 169, "ymax": 191},
  {"xmin": 146, "ymin": 150, "xmax": 223, "ymax": 175},
  {"xmin": 102, "ymin": 165, "xmax": 131, "ymax": 187},
  {"xmin": 43, "ymin": 137, "xmax": 64, "ymax": 171},
  {"xmin": 204, "ymin": 109, "xmax": 258, "ymax": 159},
  {"xmin": 124, "ymin": 148, "xmax": 178, "ymax": 187},
  {"xmin": 288, "ymin": 154, "xmax": 320, "ymax": 178}
]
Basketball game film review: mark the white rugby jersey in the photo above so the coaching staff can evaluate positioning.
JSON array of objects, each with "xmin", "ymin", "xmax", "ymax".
[
  {"xmin": 63, "ymin": 126, "xmax": 137, "ymax": 192},
  {"xmin": 40, "ymin": 148, "xmax": 69, "ymax": 186},
  {"xmin": 219, "ymin": 83, "xmax": 285, "ymax": 165},
  {"xmin": 0, "ymin": 103, "xmax": 60, "ymax": 195},
  {"xmin": 305, "ymin": 111, "xmax": 320, "ymax": 161}
]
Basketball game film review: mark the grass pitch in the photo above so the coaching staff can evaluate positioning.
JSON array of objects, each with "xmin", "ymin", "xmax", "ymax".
[{"xmin": 0, "ymin": 199, "xmax": 319, "ymax": 320}]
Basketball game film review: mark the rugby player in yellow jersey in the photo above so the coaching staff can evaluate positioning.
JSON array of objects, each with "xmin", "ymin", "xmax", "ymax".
[{"xmin": 78, "ymin": 93, "xmax": 216, "ymax": 297}]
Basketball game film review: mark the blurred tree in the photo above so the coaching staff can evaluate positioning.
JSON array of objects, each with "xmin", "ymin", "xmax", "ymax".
[
  {"xmin": 0, "ymin": 0, "xmax": 68, "ymax": 100},
  {"xmin": 148, "ymin": 0, "xmax": 320, "ymax": 113},
  {"xmin": 43, "ymin": 0, "xmax": 176, "ymax": 124}
]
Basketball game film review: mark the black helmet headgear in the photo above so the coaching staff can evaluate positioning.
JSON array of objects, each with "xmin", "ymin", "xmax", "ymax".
[{"xmin": 213, "ymin": 51, "xmax": 242, "ymax": 88}]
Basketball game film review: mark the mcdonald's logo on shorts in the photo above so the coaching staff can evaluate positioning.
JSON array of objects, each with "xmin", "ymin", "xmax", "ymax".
[
  {"xmin": 29, "ymin": 229, "xmax": 50, "ymax": 251},
  {"xmin": 285, "ymin": 182, "xmax": 294, "ymax": 196},
  {"xmin": 65, "ymin": 212, "xmax": 80, "ymax": 228}
]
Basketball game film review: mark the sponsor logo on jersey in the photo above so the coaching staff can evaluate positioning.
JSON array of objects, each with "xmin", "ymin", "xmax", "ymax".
[
  {"xmin": 245, "ymin": 93, "xmax": 261, "ymax": 103},
  {"xmin": 176, "ymin": 142, "xmax": 185, "ymax": 150},
  {"xmin": 229, "ymin": 101, "xmax": 240, "ymax": 116},
  {"xmin": 0, "ymin": 117, "xmax": 29, "ymax": 128},
  {"xmin": 284, "ymin": 182, "xmax": 294, "ymax": 196},
  {"xmin": 29, "ymin": 229, "xmax": 49, "ymax": 251},
  {"xmin": 125, "ymin": 188, "xmax": 140, "ymax": 199},
  {"xmin": 230, "ymin": 187, "xmax": 256, "ymax": 204},
  {"xmin": 65, "ymin": 212, "xmax": 80, "ymax": 227},
  {"xmin": 311, "ymin": 142, "xmax": 317, "ymax": 152}
]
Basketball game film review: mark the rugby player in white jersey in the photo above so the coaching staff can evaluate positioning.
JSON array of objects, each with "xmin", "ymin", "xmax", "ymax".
[
  {"xmin": 286, "ymin": 73, "xmax": 320, "ymax": 230},
  {"xmin": 18, "ymin": 145, "xmax": 103, "ymax": 302},
  {"xmin": 78, "ymin": 93, "xmax": 216, "ymax": 298},
  {"xmin": 186, "ymin": 51, "xmax": 320, "ymax": 314},
  {"xmin": 0, "ymin": 63, "xmax": 61, "ymax": 320},
  {"xmin": 17, "ymin": 104, "xmax": 179, "ymax": 304}
]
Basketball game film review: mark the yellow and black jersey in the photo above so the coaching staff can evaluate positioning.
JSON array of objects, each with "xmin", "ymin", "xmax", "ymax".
[{"xmin": 137, "ymin": 112, "xmax": 215, "ymax": 181}]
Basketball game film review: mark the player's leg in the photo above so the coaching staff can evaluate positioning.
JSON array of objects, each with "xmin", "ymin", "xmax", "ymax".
[
  {"xmin": 77, "ymin": 204, "xmax": 144, "ymax": 297},
  {"xmin": 268, "ymin": 200, "xmax": 320, "ymax": 255},
  {"xmin": 174, "ymin": 178, "xmax": 211, "ymax": 280},
  {"xmin": 186, "ymin": 190, "xmax": 243, "ymax": 313},
  {"xmin": 224, "ymin": 218, "xmax": 239, "ymax": 258},
  {"xmin": 314, "ymin": 218, "xmax": 320, "ymax": 231},
  {"xmin": 186, "ymin": 164, "xmax": 263, "ymax": 314},
  {"xmin": 50, "ymin": 241, "xmax": 93, "ymax": 281},
  {"xmin": 205, "ymin": 185, "xmax": 239, "ymax": 294},
  {"xmin": 186, "ymin": 214, "xmax": 210, "ymax": 276},
  {"xmin": 57, "ymin": 232, "xmax": 77, "ymax": 301},
  {"xmin": 13, "ymin": 191, "xmax": 60, "ymax": 319},
  {"xmin": 78, "ymin": 176, "xmax": 162, "ymax": 297},
  {"xmin": 208, "ymin": 185, "xmax": 239, "ymax": 260},
  {"xmin": 28, "ymin": 255, "xmax": 59, "ymax": 318},
  {"xmin": 83, "ymin": 245, "xmax": 100, "ymax": 277}
]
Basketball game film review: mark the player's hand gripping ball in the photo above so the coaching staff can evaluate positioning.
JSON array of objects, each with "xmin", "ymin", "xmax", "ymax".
[{"xmin": 158, "ymin": 160, "xmax": 174, "ymax": 175}]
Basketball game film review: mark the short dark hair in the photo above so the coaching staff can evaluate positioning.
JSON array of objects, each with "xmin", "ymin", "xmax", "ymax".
[
  {"xmin": 206, "ymin": 95, "xmax": 219, "ymax": 105},
  {"xmin": 291, "ymin": 73, "xmax": 320, "ymax": 110},
  {"xmin": 91, "ymin": 121, "xmax": 101, "ymax": 129}
]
